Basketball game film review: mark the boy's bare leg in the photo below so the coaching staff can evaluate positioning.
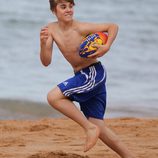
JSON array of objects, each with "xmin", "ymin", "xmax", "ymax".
[
  {"xmin": 47, "ymin": 87, "xmax": 100, "ymax": 152},
  {"xmin": 88, "ymin": 118, "xmax": 136, "ymax": 158}
]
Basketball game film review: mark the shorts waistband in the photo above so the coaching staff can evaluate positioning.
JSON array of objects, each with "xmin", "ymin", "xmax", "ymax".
[{"xmin": 75, "ymin": 61, "xmax": 102, "ymax": 75}]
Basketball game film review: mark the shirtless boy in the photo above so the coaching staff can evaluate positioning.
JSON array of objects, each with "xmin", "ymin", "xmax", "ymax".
[{"xmin": 40, "ymin": 0, "xmax": 136, "ymax": 157}]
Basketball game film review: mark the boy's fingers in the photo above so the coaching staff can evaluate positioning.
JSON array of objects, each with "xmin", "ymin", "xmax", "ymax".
[
  {"xmin": 92, "ymin": 43, "xmax": 100, "ymax": 48},
  {"xmin": 41, "ymin": 35, "xmax": 48, "ymax": 38},
  {"xmin": 40, "ymin": 30, "xmax": 49, "ymax": 36},
  {"xmin": 41, "ymin": 29, "xmax": 48, "ymax": 33},
  {"xmin": 41, "ymin": 35, "xmax": 49, "ymax": 40},
  {"xmin": 40, "ymin": 34, "xmax": 48, "ymax": 39},
  {"xmin": 41, "ymin": 26, "xmax": 48, "ymax": 31},
  {"xmin": 88, "ymin": 52, "xmax": 98, "ymax": 58}
]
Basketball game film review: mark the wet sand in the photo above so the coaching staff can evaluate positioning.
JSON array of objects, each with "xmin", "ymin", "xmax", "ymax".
[{"xmin": 0, "ymin": 117, "xmax": 158, "ymax": 158}]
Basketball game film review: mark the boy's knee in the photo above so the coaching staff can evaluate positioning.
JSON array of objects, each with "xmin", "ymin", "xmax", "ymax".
[
  {"xmin": 47, "ymin": 87, "xmax": 64, "ymax": 107},
  {"xmin": 47, "ymin": 90, "xmax": 55, "ymax": 106}
]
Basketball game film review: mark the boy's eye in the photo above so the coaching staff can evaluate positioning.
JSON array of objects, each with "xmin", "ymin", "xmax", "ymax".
[
  {"xmin": 59, "ymin": 3, "xmax": 74, "ymax": 10},
  {"xmin": 60, "ymin": 5, "xmax": 66, "ymax": 9},
  {"xmin": 69, "ymin": 4, "xmax": 74, "ymax": 8}
]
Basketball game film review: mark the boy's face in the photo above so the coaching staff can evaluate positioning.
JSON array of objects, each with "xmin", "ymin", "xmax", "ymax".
[{"xmin": 54, "ymin": 1, "xmax": 74, "ymax": 22}]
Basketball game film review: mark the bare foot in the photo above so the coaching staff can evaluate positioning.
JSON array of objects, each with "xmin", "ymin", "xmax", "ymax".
[
  {"xmin": 84, "ymin": 124, "xmax": 100, "ymax": 152},
  {"xmin": 123, "ymin": 152, "xmax": 137, "ymax": 158}
]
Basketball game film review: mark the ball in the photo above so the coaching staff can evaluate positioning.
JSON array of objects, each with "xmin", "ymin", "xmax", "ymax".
[{"xmin": 79, "ymin": 32, "xmax": 108, "ymax": 58}]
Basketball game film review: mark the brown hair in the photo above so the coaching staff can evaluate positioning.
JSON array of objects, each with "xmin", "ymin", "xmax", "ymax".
[{"xmin": 49, "ymin": 0, "xmax": 75, "ymax": 10}]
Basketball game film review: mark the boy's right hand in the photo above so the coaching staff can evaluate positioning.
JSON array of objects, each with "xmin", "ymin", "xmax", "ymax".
[{"xmin": 40, "ymin": 26, "xmax": 49, "ymax": 46}]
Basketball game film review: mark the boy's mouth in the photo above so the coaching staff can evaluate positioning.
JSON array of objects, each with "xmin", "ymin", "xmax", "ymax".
[{"xmin": 65, "ymin": 14, "xmax": 73, "ymax": 18}]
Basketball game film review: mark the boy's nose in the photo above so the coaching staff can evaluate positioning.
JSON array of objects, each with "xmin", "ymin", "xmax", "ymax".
[{"xmin": 66, "ymin": 7, "xmax": 72, "ymax": 12}]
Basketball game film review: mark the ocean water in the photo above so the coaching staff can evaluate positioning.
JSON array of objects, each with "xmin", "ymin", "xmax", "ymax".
[{"xmin": 0, "ymin": 0, "xmax": 158, "ymax": 119}]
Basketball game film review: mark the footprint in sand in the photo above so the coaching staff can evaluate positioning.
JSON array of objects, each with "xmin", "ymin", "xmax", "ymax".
[
  {"xmin": 28, "ymin": 151, "xmax": 89, "ymax": 158},
  {"xmin": 29, "ymin": 125, "xmax": 50, "ymax": 132}
]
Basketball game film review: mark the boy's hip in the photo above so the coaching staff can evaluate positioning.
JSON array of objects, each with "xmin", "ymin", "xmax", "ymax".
[{"xmin": 57, "ymin": 61, "xmax": 107, "ymax": 98}]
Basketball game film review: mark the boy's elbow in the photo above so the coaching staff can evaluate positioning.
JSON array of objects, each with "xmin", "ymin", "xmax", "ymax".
[
  {"xmin": 40, "ymin": 53, "xmax": 52, "ymax": 67},
  {"xmin": 40, "ymin": 57, "xmax": 51, "ymax": 67},
  {"xmin": 42, "ymin": 60, "xmax": 51, "ymax": 67},
  {"xmin": 112, "ymin": 23, "xmax": 119, "ymax": 31},
  {"xmin": 42, "ymin": 62, "xmax": 50, "ymax": 67},
  {"xmin": 108, "ymin": 23, "xmax": 119, "ymax": 35}
]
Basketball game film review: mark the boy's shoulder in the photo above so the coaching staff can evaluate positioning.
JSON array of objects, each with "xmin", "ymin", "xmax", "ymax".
[
  {"xmin": 47, "ymin": 20, "xmax": 93, "ymax": 28},
  {"xmin": 47, "ymin": 22, "xmax": 58, "ymax": 34},
  {"xmin": 48, "ymin": 21, "xmax": 58, "ymax": 27}
]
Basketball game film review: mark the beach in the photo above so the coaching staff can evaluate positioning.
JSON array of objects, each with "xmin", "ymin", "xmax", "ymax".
[
  {"xmin": 0, "ymin": 0, "xmax": 158, "ymax": 157},
  {"xmin": 0, "ymin": 117, "xmax": 158, "ymax": 158}
]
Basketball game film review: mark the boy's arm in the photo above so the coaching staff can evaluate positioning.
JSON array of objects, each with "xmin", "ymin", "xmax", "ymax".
[
  {"xmin": 40, "ymin": 26, "xmax": 53, "ymax": 66},
  {"xmin": 89, "ymin": 23, "xmax": 118, "ymax": 58},
  {"xmin": 79, "ymin": 22, "xmax": 119, "ymax": 58}
]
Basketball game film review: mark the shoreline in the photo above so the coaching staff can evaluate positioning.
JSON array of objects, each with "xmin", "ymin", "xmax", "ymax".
[
  {"xmin": 0, "ymin": 99, "xmax": 63, "ymax": 120},
  {"xmin": 0, "ymin": 98, "xmax": 157, "ymax": 120}
]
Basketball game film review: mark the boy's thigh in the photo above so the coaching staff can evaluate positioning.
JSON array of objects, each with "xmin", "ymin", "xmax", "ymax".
[{"xmin": 79, "ymin": 92, "xmax": 106, "ymax": 120}]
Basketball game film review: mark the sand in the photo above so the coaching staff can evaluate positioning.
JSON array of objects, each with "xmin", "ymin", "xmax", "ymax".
[{"xmin": 0, "ymin": 117, "xmax": 158, "ymax": 158}]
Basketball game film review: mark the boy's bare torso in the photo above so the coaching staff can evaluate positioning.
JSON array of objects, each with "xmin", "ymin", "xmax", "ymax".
[{"xmin": 49, "ymin": 21, "xmax": 97, "ymax": 72}]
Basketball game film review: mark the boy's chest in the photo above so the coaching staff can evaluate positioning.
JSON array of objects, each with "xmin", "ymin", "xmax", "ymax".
[{"xmin": 55, "ymin": 30, "xmax": 82, "ymax": 51}]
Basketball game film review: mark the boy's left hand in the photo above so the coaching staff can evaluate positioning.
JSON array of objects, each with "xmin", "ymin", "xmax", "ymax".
[{"xmin": 88, "ymin": 44, "xmax": 110, "ymax": 58}]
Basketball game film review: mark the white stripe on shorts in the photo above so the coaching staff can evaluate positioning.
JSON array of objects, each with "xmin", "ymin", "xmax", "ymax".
[{"xmin": 63, "ymin": 66, "xmax": 96, "ymax": 96}]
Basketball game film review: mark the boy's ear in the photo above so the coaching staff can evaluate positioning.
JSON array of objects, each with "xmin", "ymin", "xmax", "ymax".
[
  {"xmin": 51, "ymin": 10, "xmax": 55, "ymax": 15},
  {"xmin": 51, "ymin": 8, "xmax": 56, "ymax": 14}
]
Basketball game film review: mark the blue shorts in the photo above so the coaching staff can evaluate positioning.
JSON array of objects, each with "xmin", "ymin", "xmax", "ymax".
[{"xmin": 57, "ymin": 62, "xmax": 107, "ymax": 119}]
